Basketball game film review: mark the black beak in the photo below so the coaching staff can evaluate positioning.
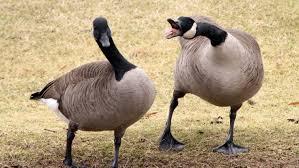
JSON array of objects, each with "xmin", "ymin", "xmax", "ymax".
[
  {"xmin": 93, "ymin": 29, "xmax": 110, "ymax": 47},
  {"xmin": 99, "ymin": 32, "xmax": 110, "ymax": 47},
  {"xmin": 167, "ymin": 18, "xmax": 181, "ymax": 30}
]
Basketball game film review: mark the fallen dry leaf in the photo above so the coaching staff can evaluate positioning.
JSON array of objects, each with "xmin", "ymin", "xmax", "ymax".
[
  {"xmin": 210, "ymin": 116, "xmax": 223, "ymax": 124},
  {"xmin": 59, "ymin": 65, "xmax": 67, "ymax": 71},
  {"xmin": 287, "ymin": 119, "xmax": 295, "ymax": 122},
  {"xmin": 288, "ymin": 102, "xmax": 299, "ymax": 106},
  {"xmin": 144, "ymin": 112, "xmax": 158, "ymax": 118},
  {"xmin": 248, "ymin": 99, "xmax": 256, "ymax": 105},
  {"xmin": 287, "ymin": 118, "xmax": 299, "ymax": 124}
]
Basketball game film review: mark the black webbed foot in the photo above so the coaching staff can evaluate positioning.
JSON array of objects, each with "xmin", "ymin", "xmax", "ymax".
[
  {"xmin": 63, "ymin": 158, "xmax": 77, "ymax": 168},
  {"xmin": 213, "ymin": 141, "xmax": 248, "ymax": 154},
  {"xmin": 159, "ymin": 131, "xmax": 185, "ymax": 151}
]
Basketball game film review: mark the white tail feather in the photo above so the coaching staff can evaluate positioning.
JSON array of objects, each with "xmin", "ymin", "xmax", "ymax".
[{"xmin": 41, "ymin": 98, "xmax": 69, "ymax": 123}]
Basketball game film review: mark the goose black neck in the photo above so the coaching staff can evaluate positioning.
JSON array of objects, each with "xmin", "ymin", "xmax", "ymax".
[
  {"xmin": 97, "ymin": 37, "xmax": 136, "ymax": 81},
  {"xmin": 195, "ymin": 22, "xmax": 228, "ymax": 47}
]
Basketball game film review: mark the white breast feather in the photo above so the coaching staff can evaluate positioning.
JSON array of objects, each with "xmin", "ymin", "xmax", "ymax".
[{"xmin": 41, "ymin": 98, "xmax": 69, "ymax": 123}]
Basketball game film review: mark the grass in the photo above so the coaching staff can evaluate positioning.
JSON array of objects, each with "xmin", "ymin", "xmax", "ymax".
[{"xmin": 0, "ymin": 0, "xmax": 298, "ymax": 167}]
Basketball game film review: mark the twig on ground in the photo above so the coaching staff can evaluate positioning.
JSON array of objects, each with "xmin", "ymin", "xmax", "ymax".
[{"xmin": 43, "ymin": 128, "xmax": 56, "ymax": 133}]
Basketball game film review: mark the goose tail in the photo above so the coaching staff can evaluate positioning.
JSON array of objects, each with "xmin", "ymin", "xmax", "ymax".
[
  {"xmin": 30, "ymin": 92, "xmax": 41, "ymax": 100},
  {"xmin": 30, "ymin": 80, "xmax": 55, "ymax": 100}
]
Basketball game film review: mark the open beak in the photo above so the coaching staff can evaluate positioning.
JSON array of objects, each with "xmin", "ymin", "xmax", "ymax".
[{"xmin": 164, "ymin": 18, "xmax": 182, "ymax": 39}]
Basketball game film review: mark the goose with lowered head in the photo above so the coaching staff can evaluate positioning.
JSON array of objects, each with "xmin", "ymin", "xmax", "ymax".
[{"xmin": 159, "ymin": 16, "xmax": 263, "ymax": 154}]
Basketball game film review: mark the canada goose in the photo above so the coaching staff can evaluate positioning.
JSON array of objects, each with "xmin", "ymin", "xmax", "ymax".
[
  {"xmin": 30, "ymin": 17, "xmax": 155, "ymax": 167},
  {"xmin": 159, "ymin": 16, "xmax": 263, "ymax": 154}
]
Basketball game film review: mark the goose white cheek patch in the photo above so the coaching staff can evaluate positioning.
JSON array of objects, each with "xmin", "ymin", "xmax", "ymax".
[{"xmin": 183, "ymin": 22, "xmax": 197, "ymax": 39}]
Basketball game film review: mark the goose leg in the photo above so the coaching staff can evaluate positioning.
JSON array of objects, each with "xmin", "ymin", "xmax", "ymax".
[
  {"xmin": 213, "ymin": 104, "xmax": 248, "ymax": 154},
  {"xmin": 112, "ymin": 129, "xmax": 125, "ymax": 168},
  {"xmin": 63, "ymin": 122, "xmax": 78, "ymax": 167},
  {"xmin": 159, "ymin": 90, "xmax": 185, "ymax": 151}
]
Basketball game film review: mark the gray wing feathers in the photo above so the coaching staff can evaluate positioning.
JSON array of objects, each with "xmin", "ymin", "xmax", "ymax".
[{"xmin": 41, "ymin": 61, "xmax": 112, "ymax": 100}]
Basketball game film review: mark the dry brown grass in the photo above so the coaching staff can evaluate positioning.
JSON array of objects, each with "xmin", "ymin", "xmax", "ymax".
[{"xmin": 0, "ymin": 0, "xmax": 298, "ymax": 167}]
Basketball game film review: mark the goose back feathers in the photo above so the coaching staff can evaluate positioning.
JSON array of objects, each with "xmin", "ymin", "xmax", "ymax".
[
  {"xmin": 34, "ymin": 61, "xmax": 155, "ymax": 131},
  {"xmin": 31, "ymin": 18, "xmax": 155, "ymax": 131}
]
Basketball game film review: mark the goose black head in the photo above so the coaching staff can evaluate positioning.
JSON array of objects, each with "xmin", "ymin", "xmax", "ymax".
[
  {"xmin": 165, "ymin": 16, "xmax": 197, "ymax": 39},
  {"xmin": 92, "ymin": 17, "xmax": 111, "ymax": 47}
]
